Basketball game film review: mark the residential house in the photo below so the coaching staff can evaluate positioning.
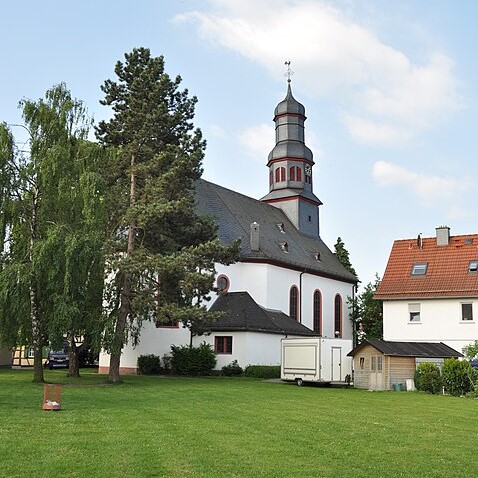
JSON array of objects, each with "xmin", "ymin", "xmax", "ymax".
[{"xmin": 375, "ymin": 226, "xmax": 478, "ymax": 354}]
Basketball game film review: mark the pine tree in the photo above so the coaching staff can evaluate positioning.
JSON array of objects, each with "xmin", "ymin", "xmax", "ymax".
[
  {"xmin": 97, "ymin": 48, "xmax": 238, "ymax": 383},
  {"xmin": 334, "ymin": 237, "xmax": 357, "ymax": 278}
]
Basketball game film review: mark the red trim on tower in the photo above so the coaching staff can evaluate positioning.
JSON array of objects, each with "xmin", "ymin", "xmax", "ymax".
[{"xmin": 263, "ymin": 195, "xmax": 322, "ymax": 206}]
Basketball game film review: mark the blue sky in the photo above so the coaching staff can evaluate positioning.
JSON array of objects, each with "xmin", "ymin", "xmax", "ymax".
[{"xmin": 2, "ymin": 0, "xmax": 477, "ymax": 288}]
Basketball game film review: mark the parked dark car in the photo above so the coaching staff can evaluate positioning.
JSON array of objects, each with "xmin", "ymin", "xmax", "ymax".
[
  {"xmin": 45, "ymin": 349, "xmax": 69, "ymax": 369},
  {"xmin": 470, "ymin": 360, "xmax": 478, "ymax": 369}
]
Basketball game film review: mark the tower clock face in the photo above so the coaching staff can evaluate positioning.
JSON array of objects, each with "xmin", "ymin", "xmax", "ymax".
[{"xmin": 304, "ymin": 164, "xmax": 312, "ymax": 176}]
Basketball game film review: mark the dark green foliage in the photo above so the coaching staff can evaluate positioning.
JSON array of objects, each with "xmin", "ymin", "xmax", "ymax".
[
  {"xmin": 349, "ymin": 275, "xmax": 383, "ymax": 342},
  {"xmin": 244, "ymin": 365, "xmax": 281, "ymax": 379},
  {"xmin": 414, "ymin": 363, "xmax": 442, "ymax": 394},
  {"xmin": 137, "ymin": 354, "xmax": 162, "ymax": 375},
  {"xmin": 221, "ymin": 360, "xmax": 243, "ymax": 377},
  {"xmin": 334, "ymin": 237, "xmax": 357, "ymax": 278},
  {"xmin": 441, "ymin": 358, "xmax": 476, "ymax": 396},
  {"xmin": 96, "ymin": 48, "xmax": 238, "ymax": 382},
  {"xmin": 170, "ymin": 343, "xmax": 216, "ymax": 376}
]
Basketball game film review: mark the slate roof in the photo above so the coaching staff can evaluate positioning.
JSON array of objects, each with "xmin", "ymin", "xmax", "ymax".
[
  {"xmin": 375, "ymin": 234, "xmax": 478, "ymax": 299},
  {"xmin": 348, "ymin": 339, "xmax": 463, "ymax": 358},
  {"xmin": 194, "ymin": 179, "xmax": 357, "ymax": 283},
  {"xmin": 204, "ymin": 291, "xmax": 317, "ymax": 336}
]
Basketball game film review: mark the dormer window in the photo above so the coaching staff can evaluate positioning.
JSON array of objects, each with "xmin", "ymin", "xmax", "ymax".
[
  {"xmin": 469, "ymin": 261, "xmax": 478, "ymax": 273},
  {"xmin": 276, "ymin": 222, "xmax": 285, "ymax": 233},
  {"xmin": 411, "ymin": 263, "xmax": 427, "ymax": 276},
  {"xmin": 279, "ymin": 242, "xmax": 289, "ymax": 253}
]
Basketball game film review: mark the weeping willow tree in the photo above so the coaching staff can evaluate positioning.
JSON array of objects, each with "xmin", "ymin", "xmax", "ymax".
[{"xmin": 0, "ymin": 84, "xmax": 107, "ymax": 381}]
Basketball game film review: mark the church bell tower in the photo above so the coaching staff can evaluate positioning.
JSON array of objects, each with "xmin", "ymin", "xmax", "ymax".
[{"xmin": 261, "ymin": 64, "xmax": 322, "ymax": 238}]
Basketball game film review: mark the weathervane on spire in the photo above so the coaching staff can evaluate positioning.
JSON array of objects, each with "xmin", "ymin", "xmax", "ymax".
[{"xmin": 284, "ymin": 60, "xmax": 294, "ymax": 83}]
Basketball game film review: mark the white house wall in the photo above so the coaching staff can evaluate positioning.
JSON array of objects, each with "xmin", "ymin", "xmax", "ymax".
[
  {"xmin": 216, "ymin": 261, "xmax": 354, "ymax": 340},
  {"xmin": 99, "ymin": 260, "xmax": 355, "ymax": 373},
  {"xmin": 195, "ymin": 332, "xmax": 300, "ymax": 369},
  {"xmin": 383, "ymin": 298, "xmax": 477, "ymax": 354}
]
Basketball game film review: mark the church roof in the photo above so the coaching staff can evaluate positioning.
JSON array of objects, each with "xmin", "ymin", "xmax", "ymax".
[
  {"xmin": 206, "ymin": 291, "xmax": 317, "ymax": 336},
  {"xmin": 194, "ymin": 179, "xmax": 357, "ymax": 283},
  {"xmin": 274, "ymin": 83, "xmax": 306, "ymax": 117}
]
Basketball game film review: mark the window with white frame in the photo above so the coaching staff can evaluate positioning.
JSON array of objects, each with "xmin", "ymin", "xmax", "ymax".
[
  {"xmin": 468, "ymin": 261, "xmax": 478, "ymax": 273},
  {"xmin": 461, "ymin": 303, "xmax": 473, "ymax": 321},
  {"xmin": 409, "ymin": 303, "xmax": 421, "ymax": 322},
  {"xmin": 411, "ymin": 263, "xmax": 427, "ymax": 276}
]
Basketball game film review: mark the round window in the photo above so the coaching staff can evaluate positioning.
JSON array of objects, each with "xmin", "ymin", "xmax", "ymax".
[{"xmin": 216, "ymin": 275, "xmax": 230, "ymax": 293}]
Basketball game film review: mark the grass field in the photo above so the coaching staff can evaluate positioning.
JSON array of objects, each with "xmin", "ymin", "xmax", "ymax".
[{"xmin": 0, "ymin": 369, "xmax": 477, "ymax": 478}]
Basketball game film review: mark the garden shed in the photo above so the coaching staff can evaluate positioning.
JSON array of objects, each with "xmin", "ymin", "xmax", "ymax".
[{"xmin": 347, "ymin": 340, "xmax": 462, "ymax": 391}]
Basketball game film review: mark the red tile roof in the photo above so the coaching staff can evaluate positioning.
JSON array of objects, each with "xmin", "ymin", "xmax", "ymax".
[{"xmin": 375, "ymin": 234, "xmax": 478, "ymax": 299}]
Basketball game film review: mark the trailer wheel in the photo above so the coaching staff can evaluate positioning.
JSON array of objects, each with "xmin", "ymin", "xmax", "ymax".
[{"xmin": 296, "ymin": 378, "xmax": 304, "ymax": 387}]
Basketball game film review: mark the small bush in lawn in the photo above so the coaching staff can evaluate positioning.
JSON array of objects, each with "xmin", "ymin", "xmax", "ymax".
[
  {"xmin": 137, "ymin": 354, "xmax": 162, "ymax": 375},
  {"xmin": 414, "ymin": 363, "xmax": 442, "ymax": 394},
  {"xmin": 244, "ymin": 365, "xmax": 281, "ymax": 379},
  {"xmin": 221, "ymin": 360, "xmax": 243, "ymax": 377},
  {"xmin": 441, "ymin": 358, "xmax": 475, "ymax": 396},
  {"xmin": 170, "ymin": 342, "xmax": 217, "ymax": 376}
]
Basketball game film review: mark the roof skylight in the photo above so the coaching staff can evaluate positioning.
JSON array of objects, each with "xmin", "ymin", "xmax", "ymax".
[{"xmin": 411, "ymin": 263, "xmax": 427, "ymax": 276}]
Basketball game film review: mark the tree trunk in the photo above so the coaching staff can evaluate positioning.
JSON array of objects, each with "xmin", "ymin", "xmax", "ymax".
[
  {"xmin": 108, "ymin": 153, "xmax": 136, "ymax": 384},
  {"xmin": 67, "ymin": 333, "xmax": 80, "ymax": 378},
  {"xmin": 30, "ymin": 187, "xmax": 44, "ymax": 383}
]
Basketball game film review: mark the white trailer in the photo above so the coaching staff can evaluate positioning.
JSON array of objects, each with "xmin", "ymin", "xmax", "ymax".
[{"xmin": 281, "ymin": 337, "xmax": 353, "ymax": 386}]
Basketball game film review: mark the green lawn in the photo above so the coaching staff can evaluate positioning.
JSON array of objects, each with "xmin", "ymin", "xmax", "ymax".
[{"xmin": 0, "ymin": 370, "xmax": 476, "ymax": 478}]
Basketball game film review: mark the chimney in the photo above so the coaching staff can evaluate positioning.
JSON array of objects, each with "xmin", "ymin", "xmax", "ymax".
[
  {"xmin": 436, "ymin": 226, "xmax": 450, "ymax": 246},
  {"xmin": 250, "ymin": 222, "xmax": 260, "ymax": 251}
]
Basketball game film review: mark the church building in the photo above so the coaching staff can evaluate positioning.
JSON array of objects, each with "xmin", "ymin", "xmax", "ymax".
[{"xmin": 98, "ymin": 81, "xmax": 358, "ymax": 374}]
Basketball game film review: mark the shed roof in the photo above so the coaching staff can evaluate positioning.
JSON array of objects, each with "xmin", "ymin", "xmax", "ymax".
[
  {"xmin": 375, "ymin": 234, "xmax": 478, "ymax": 299},
  {"xmin": 205, "ymin": 291, "xmax": 317, "ymax": 336},
  {"xmin": 347, "ymin": 339, "xmax": 463, "ymax": 358},
  {"xmin": 194, "ymin": 179, "xmax": 357, "ymax": 284}
]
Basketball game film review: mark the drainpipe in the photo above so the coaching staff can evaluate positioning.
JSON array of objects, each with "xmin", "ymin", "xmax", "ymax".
[{"xmin": 299, "ymin": 271, "xmax": 305, "ymax": 324}]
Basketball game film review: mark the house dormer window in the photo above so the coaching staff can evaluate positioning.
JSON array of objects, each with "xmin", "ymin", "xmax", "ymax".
[
  {"xmin": 468, "ymin": 260, "xmax": 478, "ymax": 273},
  {"xmin": 276, "ymin": 222, "xmax": 285, "ymax": 233},
  {"xmin": 411, "ymin": 263, "xmax": 427, "ymax": 276}
]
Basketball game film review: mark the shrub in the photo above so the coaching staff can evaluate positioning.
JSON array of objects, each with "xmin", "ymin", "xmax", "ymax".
[
  {"xmin": 170, "ymin": 342, "xmax": 216, "ymax": 376},
  {"xmin": 221, "ymin": 360, "xmax": 243, "ymax": 377},
  {"xmin": 137, "ymin": 354, "xmax": 162, "ymax": 375},
  {"xmin": 414, "ymin": 363, "xmax": 442, "ymax": 394},
  {"xmin": 441, "ymin": 358, "xmax": 475, "ymax": 396},
  {"xmin": 244, "ymin": 365, "xmax": 281, "ymax": 379}
]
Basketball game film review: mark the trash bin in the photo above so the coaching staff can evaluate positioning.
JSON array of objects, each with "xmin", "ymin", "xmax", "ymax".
[
  {"xmin": 405, "ymin": 378, "xmax": 415, "ymax": 391},
  {"xmin": 42, "ymin": 384, "xmax": 62, "ymax": 410},
  {"xmin": 392, "ymin": 383, "xmax": 403, "ymax": 391}
]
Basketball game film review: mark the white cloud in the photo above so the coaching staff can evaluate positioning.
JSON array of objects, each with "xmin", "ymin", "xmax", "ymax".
[
  {"xmin": 175, "ymin": 0, "xmax": 462, "ymax": 145},
  {"xmin": 207, "ymin": 124, "xmax": 227, "ymax": 139},
  {"xmin": 372, "ymin": 160, "xmax": 473, "ymax": 219},
  {"xmin": 237, "ymin": 123, "xmax": 274, "ymax": 161}
]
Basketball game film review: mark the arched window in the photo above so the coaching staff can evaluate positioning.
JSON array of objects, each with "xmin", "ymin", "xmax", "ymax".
[
  {"xmin": 313, "ymin": 290, "xmax": 322, "ymax": 335},
  {"xmin": 334, "ymin": 294, "xmax": 342, "ymax": 338},
  {"xmin": 269, "ymin": 170, "xmax": 273, "ymax": 186},
  {"xmin": 280, "ymin": 167, "xmax": 285, "ymax": 182},
  {"xmin": 289, "ymin": 166, "xmax": 302, "ymax": 182},
  {"xmin": 289, "ymin": 286, "xmax": 299, "ymax": 322}
]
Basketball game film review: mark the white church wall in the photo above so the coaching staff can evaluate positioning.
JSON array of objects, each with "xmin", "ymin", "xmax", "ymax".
[{"xmin": 383, "ymin": 298, "xmax": 478, "ymax": 354}]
